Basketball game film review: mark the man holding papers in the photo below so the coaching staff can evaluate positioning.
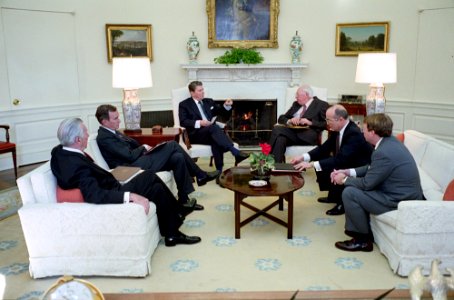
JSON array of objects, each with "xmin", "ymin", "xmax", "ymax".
[
  {"xmin": 51, "ymin": 118, "xmax": 201, "ymax": 246},
  {"xmin": 269, "ymin": 85, "xmax": 329, "ymax": 163},
  {"xmin": 178, "ymin": 81, "xmax": 249, "ymax": 174},
  {"xmin": 95, "ymin": 104, "xmax": 219, "ymax": 213}
]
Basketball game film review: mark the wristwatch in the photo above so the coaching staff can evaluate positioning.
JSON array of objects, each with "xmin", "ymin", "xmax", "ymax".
[{"xmin": 42, "ymin": 276, "xmax": 104, "ymax": 300}]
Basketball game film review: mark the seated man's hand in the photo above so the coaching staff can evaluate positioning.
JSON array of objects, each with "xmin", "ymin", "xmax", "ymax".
[
  {"xmin": 289, "ymin": 117, "xmax": 301, "ymax": 126},
  {"xmin": 290, "ymin": 156, "xmax": 304, "ymax": 164},
  {"xmin": 130, "ymin": 193, "xmax": 150, "ymax": 214},
  {"xmin": 294, "ymin": 161, "xmax": 312, "ymax": 171},
  {"xmin": 330, "ymin": 169, "xmax": 349, "ymax": 185},
  {"xmin": 200, "ymin": 119, "xmax": 213, "ymax": 127},
  {"xmin": 300, "ymin": 118, "xmax": 312, "ymax": 126}
]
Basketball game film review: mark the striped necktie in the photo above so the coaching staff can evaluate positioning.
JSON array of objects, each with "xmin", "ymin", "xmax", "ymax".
[{"xmin": 300, "ymin": 104, "xmax": 307, "ymax": 118}]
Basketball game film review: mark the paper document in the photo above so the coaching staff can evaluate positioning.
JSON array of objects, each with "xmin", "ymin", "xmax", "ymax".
[
  {"xmin": 110, "ymin": 166, "xmax": 143, "ymax": 184},
  {"xmin": 145, "ymin": 141, "xmax": 168, "ymax": 155}
]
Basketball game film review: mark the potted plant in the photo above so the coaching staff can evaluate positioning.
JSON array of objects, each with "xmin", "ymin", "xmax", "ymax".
[{"xmin": 214, "ymin": 48, "xmax": 264, "ymax": 65}]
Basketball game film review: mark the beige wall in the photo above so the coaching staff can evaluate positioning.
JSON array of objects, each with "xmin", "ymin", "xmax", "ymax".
[{"xmin": 1, "ymin": 0, "xmax": 453, "ymax": 108}]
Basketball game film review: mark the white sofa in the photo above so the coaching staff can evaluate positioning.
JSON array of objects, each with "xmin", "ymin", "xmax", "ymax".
[
  {"xmin": 370, "ymin": 130, "xmax": 454, "ymax": 276},
  {"xmin": 17, "ymin": 137, "xmax": 177, "ymax": 278}
]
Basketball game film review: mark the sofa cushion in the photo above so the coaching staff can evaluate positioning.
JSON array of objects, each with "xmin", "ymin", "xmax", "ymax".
[
  {"xmin": 443, "ymin": 179, "xmax": 454, "ymax": 201},
  {"xmin": 418, "ymin": 167, "xmax": 443, "ymax": 200},
  {"xmin": 395, "ymin": 133, "xmax": 404, "ymax": 143},
  {"xmin": 421, "ymin": 139, "xmax": 454, "ymax": 191},
  {"xmin": 403, "ymin": 130, "xmax": 430, "ymax": 165},
  {"xmin": 30, "ymin": 165, "xmax": 57, "ymax": 204},
  {"xmin": 56, "ymin": 186, "xmax": 84, "ymax": 203}
]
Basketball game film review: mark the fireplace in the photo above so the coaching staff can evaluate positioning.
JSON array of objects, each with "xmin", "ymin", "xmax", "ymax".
[{"xmin": 215, "ymin": 99, "xmax": 277, "ymax": 147}]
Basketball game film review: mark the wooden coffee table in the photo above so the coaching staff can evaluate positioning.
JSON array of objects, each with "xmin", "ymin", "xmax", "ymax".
[{"xmin": 218, "ymin": 166, "xmax": 304, "ymax": 239}]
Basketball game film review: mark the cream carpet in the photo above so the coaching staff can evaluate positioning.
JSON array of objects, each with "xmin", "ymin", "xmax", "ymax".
[{"xmin": 0, "ymin": 156, "xmax": 410, "ymax": 300}]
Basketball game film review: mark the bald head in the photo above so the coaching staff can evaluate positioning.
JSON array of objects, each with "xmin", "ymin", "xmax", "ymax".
[{"xmin": 326, "ymin": 105, "xmax": 349, "ymax": 131}]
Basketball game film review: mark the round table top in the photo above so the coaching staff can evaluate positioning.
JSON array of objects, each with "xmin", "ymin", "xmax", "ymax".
[{"xmin": 219, "ymin": 166, "xmax": 305, "ymax": 196}]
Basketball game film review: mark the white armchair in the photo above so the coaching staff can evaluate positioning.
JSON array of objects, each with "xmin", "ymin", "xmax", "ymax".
[
  {"xmin": 284, "ymin": 86, "xmax": 328, "ymax": 159},
  {"xmin": 171, "ymin": 87, "xmax": 239, "ymax": 163},
  {"xmin": 16, "ymin": 136, "xmax": 177, "ymax": 278}
]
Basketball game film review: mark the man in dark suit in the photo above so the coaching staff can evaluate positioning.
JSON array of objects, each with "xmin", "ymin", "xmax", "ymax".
[
  {"xmin": 178, "ymin": 81, "xmax": 249, "ymax": 173},
  {"xmin": 50, "ymin": 118, "xmax": 201, "ymax": 246},
  {"xmin": 292, "ymin": 105, "xmax": 373, "ymax": 215},
  {"xmin": 95, "ymin": 104, "xmax": 219, "ymax": 212},
  {"xmin": 269, "ymin": 85, "xmax": 329, "ymax": 163},
  {"xmin": 331, "ymin": 114, "xmax": 423, "ymax": 252}
]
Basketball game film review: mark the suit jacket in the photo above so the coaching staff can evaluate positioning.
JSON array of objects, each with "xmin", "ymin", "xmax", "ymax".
[
  {"xmin": 178, "ymin": 97, "xmax": 231, "ymax": 138},
  {"xmin": 309, "ymin": 121, "xmax": 373, "ymax": 172},
  {"xmin": 50, "ymin": 145, "xmax": 124, "ymax": 204},
  {"xmin": 278, "ymin": 97, "xmax": 329, "ymax": 133},
  {"xmin": 96, "ymin": 127, "xmax": 146, "ymax": 169},
  {"xmin": 346, "ymin": 136, "xmax": 423, "ymax": 206}
]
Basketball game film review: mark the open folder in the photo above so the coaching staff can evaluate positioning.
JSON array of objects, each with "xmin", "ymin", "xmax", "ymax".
[{"xmin": 110, "ymin": 166, "xmax": 143, "ymax": 184}]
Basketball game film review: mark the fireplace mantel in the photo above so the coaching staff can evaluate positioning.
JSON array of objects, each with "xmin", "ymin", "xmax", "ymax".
[
  {"xmin": 181, "ymin": 63, "xmax": 308, "ymax": 87},
  {"xmin": 180, "ymin": 63, "xmax": 309, "ymax": 116}
]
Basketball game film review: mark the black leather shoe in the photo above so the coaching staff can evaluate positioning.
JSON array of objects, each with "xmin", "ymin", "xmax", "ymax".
[
  {"xmin": 181, "ymin": 198, "xmax": 204, "ymax": 211},
  {"xmin": 197, "ymin": 170, "xmax": 220, "ymax": 186},
  {"xmin": 234, "ymin": 151, "xmax": 249, "ymax": 165},
  {"xmin": 326, "ymin": 204, "xmax": 345, "ymax": 215},
  {"xmin": 335, "ymin": 238, "xmax": 373, "ymax": 252},
  {"xmin": 165, "ymin": 232, "xmax": 202, "ymax": 247},
  {"xmin": 318, "ymin": 197, "xmax": 336, "ymax": 204},
  {"xmin": 215, "ymin": 175, "xmax": 225, "ymax": 188}
]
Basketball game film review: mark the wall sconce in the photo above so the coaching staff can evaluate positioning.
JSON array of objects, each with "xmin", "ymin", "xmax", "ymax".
[
  {"xmin": 355, "ymin": 53, "xmax": 397, "ymax": 115},
  {"xmin": 112, "ymin": 57, "xmax": 152, "ymax": 132}
]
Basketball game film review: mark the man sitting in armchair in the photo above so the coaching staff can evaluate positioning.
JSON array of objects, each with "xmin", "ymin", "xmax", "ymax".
[
  {"xmin": 269, "ymin": 84, "xmax": 329, "ymax": 163},
  {"xmin": 51, "ymin": 117, "xmax": 201, "ymax": 246}
]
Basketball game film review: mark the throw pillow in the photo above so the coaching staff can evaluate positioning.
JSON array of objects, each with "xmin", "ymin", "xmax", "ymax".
[
  {"xmin": 443, "ymin": 179, "xmax": 454, "ymax": 201},
  {"xmin": 56, "ymin": 186, "xmax": 84, "ymax": 203},
  {"xmin": 395, "ymin": 132, "xmax": 405, "ymax": 143}
]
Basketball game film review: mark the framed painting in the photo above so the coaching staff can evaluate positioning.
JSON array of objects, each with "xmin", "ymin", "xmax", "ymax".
[
  {"xmin": 105, "ymin": 24, "xmax": 152, "ymax": 63},
  {"xmin": 207, "ymin": 0, "xmax": 279, "ymax": 48},
  {"xmin": 335, "ymin": 22, "xmax": 389, "ymax": 56}
]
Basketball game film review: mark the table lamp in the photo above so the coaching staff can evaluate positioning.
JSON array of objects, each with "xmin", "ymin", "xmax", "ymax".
[
  {"xmin": 355, "ymin": 53, "xmax": 396, "ymax": 115},
  {"xmin": 112, "ymin": 57, "xmax": 152, "ymax": 132}
]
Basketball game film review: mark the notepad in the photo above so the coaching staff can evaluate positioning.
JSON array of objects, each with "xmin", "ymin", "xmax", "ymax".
[
  {"xmin": 272, "ymin": 163, "xmax": 301, "ymax": 173},
  {"xmin": 110, "ymin": 166, "xmax": 143, "ymax": 184}
]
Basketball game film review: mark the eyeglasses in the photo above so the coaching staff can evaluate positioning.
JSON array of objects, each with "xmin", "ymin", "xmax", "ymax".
[{"xmin": 325, "ymin": 118, "xmax": 339, "ymax": 123}]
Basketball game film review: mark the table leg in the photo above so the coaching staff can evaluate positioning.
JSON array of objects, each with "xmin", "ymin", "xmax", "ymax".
[
  {"xmin": 234, "ymin": 192, "xmax": 241, "ymax": 239},
  {"xmin": 286, "ymin": 192, "xmax": 294, "ymax": 239}
]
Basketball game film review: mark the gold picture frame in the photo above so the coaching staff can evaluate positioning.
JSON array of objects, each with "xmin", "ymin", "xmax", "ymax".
[
  {"xmin": 335, "ymin": 22, "xmax": 389, "ymax": 56},
  {"xmin": 207, "ymin": 0, "xmax": 279, "ymax": 49},
  {"xmin": 105, "ymin": 24, "xmax": 152, "ymax": 63}
]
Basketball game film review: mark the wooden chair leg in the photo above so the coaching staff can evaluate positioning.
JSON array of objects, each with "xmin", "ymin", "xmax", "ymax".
[
  {"xmin": 209, "ymin": 156, "xmax": 214, "ymax": 167},
  {"xmin": 12, "ymin": 149, "xmax": 17, "ymax": 179}
]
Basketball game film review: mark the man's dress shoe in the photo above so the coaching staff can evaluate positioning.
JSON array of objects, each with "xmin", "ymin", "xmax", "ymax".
[
  {"xmin": 317, "ymin": 197, "xmax": 336, "ymax": 204},
  {"xmin": 326, "ymin": 204, "xmax": 345, "ymax": 215},
  {"xmin": 165, "ymin": 232, "xmax": 202, "ymax": 247},
  {"xmin": 215, "ymin": 175, "xmax": 225, "ymax": 188},
  {"xmin": 196, "ymin": 170, "xmax": 220, "ymax": 187},
  {"xmin": 335, "ymin": 238, "xmax": 373, "ymax": 252},
  {"xmin": 181, "ymin": 198, "xmax": 204, "ymax": 215},
  {"xmin": 234, "ymin": 151, "xmax": 249, "ymax": 165}
]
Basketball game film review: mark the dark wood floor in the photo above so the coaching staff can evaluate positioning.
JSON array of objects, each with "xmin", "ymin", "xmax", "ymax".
[{"xmin": 0, "ymin": 162, "xmax": 44, "ymax": 191}]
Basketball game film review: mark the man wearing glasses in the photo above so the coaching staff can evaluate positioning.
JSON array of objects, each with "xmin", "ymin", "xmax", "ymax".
[{"xmin": 292, "ymin": 105, "xmax": 373, "ymax": 215}]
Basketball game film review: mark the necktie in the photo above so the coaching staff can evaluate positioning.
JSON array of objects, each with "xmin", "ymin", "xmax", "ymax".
[
  {"xmin": 335, "ymin": 134, "xmax": 340, "ymax": 155},
  {"xmin": 198, "ymin": 101, "xmax": 208, "ymax": 120},
  {"xmin": 300, "ymin": 104, "xmax": 307, "ymax": 118},
  {"xmin": 83, "ymin": 151, "xmax": 94, "ymax": 162}
]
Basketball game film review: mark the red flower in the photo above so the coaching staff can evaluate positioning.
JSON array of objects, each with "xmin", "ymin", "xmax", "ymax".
[{"xmin": 259, "ymin": 143, "xmax": 272, "ymax": 155}]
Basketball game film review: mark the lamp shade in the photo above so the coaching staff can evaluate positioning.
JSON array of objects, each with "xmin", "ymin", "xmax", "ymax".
[
  {"xmin": 355, "ymin": 53, "xmax": 397, "ymax": 84},
  {"xmin": 112, "ymin": 57, "xmax": 152, "ymax": 89}
]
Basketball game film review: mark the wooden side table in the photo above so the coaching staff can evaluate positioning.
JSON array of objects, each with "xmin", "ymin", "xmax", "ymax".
[{"xmin": 119, "ymin": 128, "xmax": 181, "ymax": 147}]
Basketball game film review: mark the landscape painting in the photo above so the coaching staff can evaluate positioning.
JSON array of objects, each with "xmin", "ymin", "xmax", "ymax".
[
  {"xmin": 106, "ymin": 24, "xmax": 152, "ymax": 63},
  {"xmin": 336, "ymin": 22, "xmax": 389, "ymax": 56}
]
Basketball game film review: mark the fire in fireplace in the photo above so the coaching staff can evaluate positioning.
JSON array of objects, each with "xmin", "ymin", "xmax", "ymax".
[{"xmin": 215, "ymin": 99, "xmax": 277, "ymax": 147}]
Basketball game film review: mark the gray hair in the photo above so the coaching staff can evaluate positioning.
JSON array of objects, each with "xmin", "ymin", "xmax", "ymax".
[
  {"xmin": 57, "ymin": 118, "xmax": 84, "ymax": 146},
  {"xmin": 299, "ymin": 84, "xmax": 314, "ymax": 98}
]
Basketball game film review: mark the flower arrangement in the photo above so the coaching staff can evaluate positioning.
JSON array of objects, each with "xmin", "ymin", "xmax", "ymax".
[{"xmin": 249, "ymin": 143, "xmax": 275, "ymax": 178}]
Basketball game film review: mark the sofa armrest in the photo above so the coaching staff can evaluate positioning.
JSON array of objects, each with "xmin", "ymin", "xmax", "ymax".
[
  {"xmin": 18, "ymin": 202, "xmax": 156, "ymax": 256},
  {"xmin": 396, "ymin": 201, "xmax": 454, "ymax": 234}
]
